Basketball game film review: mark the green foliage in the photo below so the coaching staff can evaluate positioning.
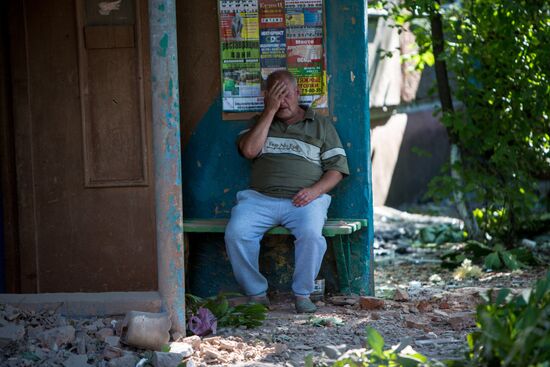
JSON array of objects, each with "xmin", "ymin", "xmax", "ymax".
[
  {"xmin": 322, "ymin": 274, "xmax": 550, "ymax": 367},
  {"xmin": 376, "ymin": 0, "xmax": 550, "ymax": 244},
  {"xmin": 416, "ymin": 224, "xmax": 466, "ymax": 245},
  {"xmin": 185, "ymin": 293, "xmax": 267, "ymax": 329},
  {"xmin": 441, "ymin": 240, "xmax": 540, "ymax": 270},
  {"xmin": 453, "ymin": 259, "xmax": 483, "ymax": 280},
  {"xmin": 330, "ymin": 327, "xmax": 444, "ymax": 367},
  {"xmin": 462, "ymin": 271, "xmax": 550, "ymax": 366}
]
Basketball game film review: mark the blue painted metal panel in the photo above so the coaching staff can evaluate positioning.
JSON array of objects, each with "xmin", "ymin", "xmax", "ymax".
[
  {"xmin": 182, "ymin": 0, "xmax": 373, "ymax": 296},
  {"xmin": 182, "ymin": 99, "xmax": 250, "ymax": 218}
]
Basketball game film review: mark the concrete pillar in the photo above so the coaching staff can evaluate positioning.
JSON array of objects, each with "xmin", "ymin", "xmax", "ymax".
[
  {"xmin": 148, "ymin": 0, "xmax": 185, "ymax": 332},
  {"xmin": 326, "ymin": 0, "xmax": 374, "ymax": 294}
]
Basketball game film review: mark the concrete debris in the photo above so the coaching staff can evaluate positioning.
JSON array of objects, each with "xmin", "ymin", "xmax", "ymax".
[
  {"xmin": 181, "ymin": 335, "xmax": 201, "ymax": 351},
  {"xmin": 404, "ymin": 317, "xmax": 431, "ymax": 332},
  {"xmin": 102, "ymin": 345, "xmax": 125, "ymax": 360},
  {"xmin": 521, "ymin": 238, "xmax": 537, "ymax": 249},
  {"xmin": 448, "ymin": 312, "xmax": 476, "ymax": 330},
  {"xmin": 359, "ymin": 296, "xmax": 385, "ymax": 310},
  {"xmin": 107, "ymin": 354, "xmax": 140, "ymax": 367},
  {"xmin": 202, "ymin": 346, "xmax": 223, "ymax": 361},
  {"xmin": 104, "ymin": 335, "xmax": 121, "ymax": 348},
  {"xmin": 415, "ymin": 338, "xmax": 461, "ymax": 345},
  {"xmin": 320, "ymin": 344, "xmax": 347, "ymax": 359},
  {"xmin": 273, "ymin": 343, "xmax": 288, "ymax": 354},
  {"xmin": 121, "ymin": 311, "xmax": 171, "ymax": 351},
  {"xmin": 96, "ymin": 327, "xmax": 114, "ymax": 341},
  {"xmin": 168, "ymin": 342, "xmax": 193, "ymax": 357},
  {"xmin": 219, "ymin": 339, "xmax": 238, "ymax": 351},
  {"xmin": 433, "ymin": 309, "xmax": 450, "ymax": 318},
  {"xmin": 0, "ymin": 206, "xmax": 544, "ymax": 366},
  {"xmin": 329, "ymin": 295, "xmax": 359, "ymax": 306},
  {"xmin": 63, "ymin": 353, "xmax": 93, "ymax": 367},
  {"xmin": 394, "ymin": 289, "xmax": 410, "ymax": 302},
  {"xmin": 416, "ymin": 300, "xmax": 433, "ymax": 313},
  {"xmin": 152, "ymin": 351, "xmax": 185, "ymax": 367},
  {"xmin": 0, "ymin": 323, "xmax": 25, "ymax": 347},
  {"xmin": 2, "ymin": 305, "xmax": 21, "ymax": 321},
  {"xmin": 37, "ymin": 325, "xmax": 76, "ymax": 349}
]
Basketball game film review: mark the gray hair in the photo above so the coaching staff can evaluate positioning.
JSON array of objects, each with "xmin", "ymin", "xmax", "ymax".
[{"xmin": 266, "ymin": 70, "xmax": 298, "ymax": 89}]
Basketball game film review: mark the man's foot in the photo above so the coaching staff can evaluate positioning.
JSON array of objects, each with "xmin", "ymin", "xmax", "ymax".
[
  {"xmin": 249, "ymin": 295, "xmax": 271, "ymax": 309},
  {"xmin": 295, "ymin": 296, "xmax": 317, "ymax": 313}
]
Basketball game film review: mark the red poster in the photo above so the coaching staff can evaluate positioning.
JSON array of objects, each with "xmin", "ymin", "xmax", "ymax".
[{"xmin": 259, "ymin": 0, "xmax": 285, "ymax": 29}]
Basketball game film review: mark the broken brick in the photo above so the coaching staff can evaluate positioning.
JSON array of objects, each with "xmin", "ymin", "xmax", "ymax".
[
  {"xmin": 359, "ymin": 296, "xmax": 385, "ymax": 310},
  {"xmin": 394, "ymin": 289, "xmax": 409, "ymax": 302},
  {"xmin": 417, "ymin": 300, "xmax": 433, "ymax": 313}
]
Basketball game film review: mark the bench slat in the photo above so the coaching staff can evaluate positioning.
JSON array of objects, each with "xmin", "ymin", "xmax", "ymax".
[{"xmin": 182, "ymin": 219, "xmax": 366, "ymax": 237}]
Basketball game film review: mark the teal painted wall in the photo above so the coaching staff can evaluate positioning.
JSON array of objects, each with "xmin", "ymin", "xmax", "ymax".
[{"xmin": 181, "ymin": 0, "xmax": 373, "ymax": 297}]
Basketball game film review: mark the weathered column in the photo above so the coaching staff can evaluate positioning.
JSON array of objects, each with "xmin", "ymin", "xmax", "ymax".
[
  {"xmin": 148, "ymin": 0, "xmax": 185, "ymax": 331},
  {"xmin": 326, "ymin": 0, "xmax": 374, "ymax": 294}
]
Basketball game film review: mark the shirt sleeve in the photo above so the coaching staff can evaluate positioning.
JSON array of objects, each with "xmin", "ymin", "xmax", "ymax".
[
  {"xmin": 235, "ymin": 115, "xmax": 259, "ymax": 158},
  {"xmin": 321, "ymin": 121, "xmax": 350, "ymax": 176}
]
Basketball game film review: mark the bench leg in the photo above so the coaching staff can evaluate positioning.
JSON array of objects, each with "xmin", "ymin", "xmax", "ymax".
[{"xmin": 334, "ymin": 236, "xmax": 352, "ymax": 294}]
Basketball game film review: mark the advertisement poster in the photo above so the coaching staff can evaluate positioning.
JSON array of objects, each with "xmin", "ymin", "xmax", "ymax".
[
  {"xmin": 220, "ymin": 0, "xmax": 263, "ymax": 111},
  {"xmin": 219, "ymin": 0, "xmax": 327, "ymax": 112}
]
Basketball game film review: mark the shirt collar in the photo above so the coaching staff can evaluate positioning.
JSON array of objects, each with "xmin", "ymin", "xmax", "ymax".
[
  {"xmin": 272, "ymin": 106, "xmax": 315, "ymax": 125},
  {"xmin": 303, "ymin": 106, "xmax": 315, "ymax": 121}
]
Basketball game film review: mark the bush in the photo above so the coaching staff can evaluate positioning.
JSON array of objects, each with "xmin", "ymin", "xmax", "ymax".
[
  {"xmin": 377, "ymin": 0, "xmax": 550, "ymax": 244},
  {"xmin": 325, "ymin": 272, "xmax": 550, "ymax": 367},
  {"xmin": 185, "ymin": 293, "xmax": 267, "ymax": 333},
  {"xmin": 462, "ymin": 271, "xmax": 550, "ymax": 366}
]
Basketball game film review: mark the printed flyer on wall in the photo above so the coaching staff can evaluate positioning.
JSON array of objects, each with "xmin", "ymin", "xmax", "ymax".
[
  {"xmin": 220, "ymin": 0, "xmax": 263, "ymax": 111},
  {"xmin": 219, "ymin": 0, "xmax": 328, "ymax": 112}
]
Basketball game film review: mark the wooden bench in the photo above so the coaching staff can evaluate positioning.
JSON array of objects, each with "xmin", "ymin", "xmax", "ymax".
[{"xmin": 182, "ymin": 218, "xmax": 367, "ymax": 293}]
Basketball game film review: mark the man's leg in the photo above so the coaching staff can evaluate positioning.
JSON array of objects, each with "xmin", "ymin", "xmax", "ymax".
[
  {"xmin": 225, "ymin": 190, "xmax": 280, "ymax": 296},
  {"xmin": 281, "ymin": 194, "xmax": 331, "ymax": 296}
]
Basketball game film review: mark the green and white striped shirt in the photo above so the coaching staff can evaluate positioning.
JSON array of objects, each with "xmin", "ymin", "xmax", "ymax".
[{"xmin": 238, "ymin": 108, "xmax": 349, "ymax": 198}]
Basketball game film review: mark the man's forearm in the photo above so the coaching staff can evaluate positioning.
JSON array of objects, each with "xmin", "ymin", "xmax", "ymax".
[
  {"xmin": 291, "ymin": 170, "xmax": 344, "ymax": 207},
  {"xmin": 238, "ymin": 109, "xmax": 276, "ymax": 159},
  {"xmin": 310, "ymin": 170, "xmax": 344, "ymax": 196}
]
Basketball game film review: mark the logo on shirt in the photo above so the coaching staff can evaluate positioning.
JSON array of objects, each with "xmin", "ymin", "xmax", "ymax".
[{"xmin": 261, "ymin": 137, "xmax": 321, "ymax": 165}]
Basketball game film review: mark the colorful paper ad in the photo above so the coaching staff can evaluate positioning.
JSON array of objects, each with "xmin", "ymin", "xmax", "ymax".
[{"xmin": 219, "ymin": 0, "xmax": 327, "ymax": 112}]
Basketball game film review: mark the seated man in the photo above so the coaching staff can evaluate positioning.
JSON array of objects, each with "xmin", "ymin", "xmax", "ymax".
[{"xmin": 225, "ymin": 70, "xmax": 349, "ymax": 313}]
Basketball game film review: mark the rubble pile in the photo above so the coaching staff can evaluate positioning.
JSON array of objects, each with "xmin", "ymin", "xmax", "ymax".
[{"xmin": 1, "ymin": 206, "xmax": 545, "ymax": 366}]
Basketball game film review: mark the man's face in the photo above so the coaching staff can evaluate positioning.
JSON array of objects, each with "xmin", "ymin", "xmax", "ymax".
[{"xmin": 273, "ymin": 77, "xmax": 300, "ymax": 119}]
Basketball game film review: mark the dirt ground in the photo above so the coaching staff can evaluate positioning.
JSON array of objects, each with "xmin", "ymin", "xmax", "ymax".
[{"xmin": 1, "ymin": 206, "xmax": 548, "ymax": 367}]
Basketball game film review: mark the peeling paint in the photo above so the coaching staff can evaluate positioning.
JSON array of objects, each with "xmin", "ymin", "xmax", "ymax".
[
  {"xmin": 150, "ymin": 0, "xmax": 185, "ymax": 331},
  {"xmin": 157, "ymin": 33, "xmax": 168, "ymax": 57},
  {"xmin": 326, "ymin": 0, "xmax": 374, "ymax": 295}
]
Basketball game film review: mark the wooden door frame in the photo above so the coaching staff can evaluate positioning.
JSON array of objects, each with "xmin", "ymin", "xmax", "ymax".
[
  {"xmin": 6, "ymin": 0, "xmax": 40, "ymax": 293},
  {"xmin": 0, "ymin": 0, "xmax": 22, "ymax": 293}
]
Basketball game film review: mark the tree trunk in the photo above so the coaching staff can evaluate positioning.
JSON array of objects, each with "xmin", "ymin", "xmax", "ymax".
[{"xmin": 430, "ymin": 2, "xmax": 481, "ymax": 239}]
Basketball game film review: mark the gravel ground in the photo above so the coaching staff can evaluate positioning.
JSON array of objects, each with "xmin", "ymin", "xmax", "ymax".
[{"xmin": 1, "ymin": 206, "xmax": 547, "ymax": 367}]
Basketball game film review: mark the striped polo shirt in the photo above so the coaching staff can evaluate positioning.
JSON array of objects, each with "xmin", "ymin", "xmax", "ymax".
[{"xmin": 238, "ymin": 107, "xmax": 349, "ymax": 198}]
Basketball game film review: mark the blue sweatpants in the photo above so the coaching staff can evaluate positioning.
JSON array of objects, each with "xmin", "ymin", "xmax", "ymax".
[{"xmin": 225, "ymin": 189, "xmax": 331, "ymax": 297}]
